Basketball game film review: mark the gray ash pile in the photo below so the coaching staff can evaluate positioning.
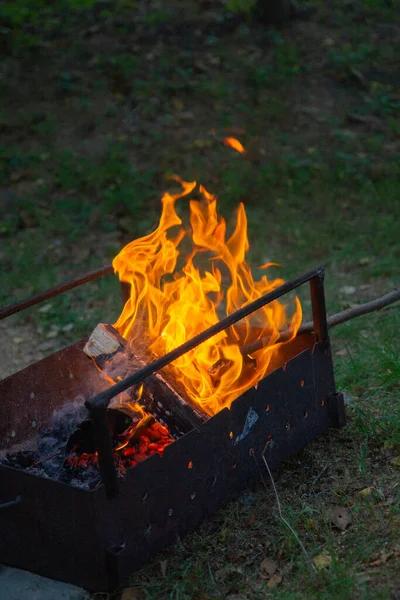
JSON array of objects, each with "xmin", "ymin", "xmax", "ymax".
[{"xmin": 2, "ymin": 398, "xmax": 173, "ymax": 489}]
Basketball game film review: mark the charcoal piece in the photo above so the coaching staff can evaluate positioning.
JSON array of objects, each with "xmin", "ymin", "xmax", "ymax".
[
  {"xmin": 5, "ymin": 451, "xmax": 35, "ymax": 469},
  {"xmin": 66, "ymin": 409, "xmax": 135, "ymax": 455},
  {"xmin": 67, "ymin": 419, "xmax": 96, "ymax": 455}
]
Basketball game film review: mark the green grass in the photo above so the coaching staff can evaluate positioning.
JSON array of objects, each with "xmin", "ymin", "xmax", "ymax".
[{"xmin": 1, "ymin": 0, "xmax": 400, "ymax": 597}]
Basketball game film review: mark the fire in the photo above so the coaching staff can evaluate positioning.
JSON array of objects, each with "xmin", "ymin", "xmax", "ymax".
[{"xmin": 112, "ymin": 146, "xmax": 302, "ymax": 416}]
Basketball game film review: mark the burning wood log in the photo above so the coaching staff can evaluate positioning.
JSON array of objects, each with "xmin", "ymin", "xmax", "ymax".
[{"xmin": 84, "ymin": 323, "xmax": 208, "ymax": 437}]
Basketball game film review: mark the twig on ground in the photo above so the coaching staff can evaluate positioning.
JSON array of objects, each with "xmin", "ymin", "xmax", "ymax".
[
  {"xmin": 302, "ymin": 482, "xmax": 376, "ymax": 498},
  {"xmin": 252, "ymin": 442, "xmax": 317, "ymax": 573},
  {"xmin": 349, "ymin": 66, "xmax": 369, "ymax": 89},
  {"xmin": 311, "ymin": 464, "xmax": 329, "ymax": 487}
]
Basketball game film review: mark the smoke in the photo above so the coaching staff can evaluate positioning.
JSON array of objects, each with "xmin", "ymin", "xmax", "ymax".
[{"xmin": 37, "ymin": 396, "xmax": 89, "ymax": 460}]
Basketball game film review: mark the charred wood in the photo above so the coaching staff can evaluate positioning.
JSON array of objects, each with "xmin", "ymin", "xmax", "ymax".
[{"xmin": 84, "ymin": 323, "xmax": 208, "ymax": 438}]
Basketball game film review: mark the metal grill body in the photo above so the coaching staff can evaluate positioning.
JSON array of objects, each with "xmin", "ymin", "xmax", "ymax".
[
  {"xmin": 0, "ymin": 333, "xmax": 344, "ymax": 590},
  {"xmin": 0, "ymin": 267, "xmax": 345, "ymax": 591}
]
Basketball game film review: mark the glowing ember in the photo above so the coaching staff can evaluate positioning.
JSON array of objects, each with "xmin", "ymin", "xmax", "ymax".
[
  {"xmin": 112, "ymin": 140, "xmax": 302, "ymax": 416},
  {"xmin": 223, "ymin": 137, "xmax": 245, "ymax": 153},
  {"xmin": 66, "ymin": 420, "xmax": 173, "ymax": 479}
]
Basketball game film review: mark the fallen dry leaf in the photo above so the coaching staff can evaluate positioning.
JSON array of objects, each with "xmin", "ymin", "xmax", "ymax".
[
  {"xmin": 313, "ymin": 551, "xmax": 332, "ymax": 570},
  {"xmin": 37, "ymin": 340, "xmax": 58, "ymax": 352},
  {"xmin": 343, "ymin": 467, "xmax": 351, "ymax": 483},
  {"xmin": 383, "ymin": 441, "xmax": 400, "ymax": 452},
  {"xmin": 368, "ymin": 552, "xmax": 393, "ymax": 567},
  {"xmin": 335, "ymin": 348, "xmax": 348, "ymax": 356},
  {"xmin": 267, "ymin": 574, "xmax": 282, "ymax": 589},
  {"xmin": 382, "ymin": 496, "xmax": 395, "ymax": 507},
  {"xmin": 340, "ymin": 285, "xmax": 356, "ymax": 295},
  {"xmin": 305, "ymin": 517, "xmax": 316, "ymax": 530},
  {"xmin": 330, "ymin": 505, "xmax": 351, "ymax": 531},
  {"xmin": 38, "ymin": 303, "xmax": 53, "ymax": 313},
  {"xmin": 46, "ymin": 328, "xmax": 60, "ymax": 339},
  {"xmin": 260, "ymin": 557, "xmax": 277, "ymax": 578},
  {"xmin": 215, "ymin": 565, "xmax": 242, "ymax": 582},
  {"xmin": 359, "ymin": 487, "xmax": 374, "ymax": 497}
]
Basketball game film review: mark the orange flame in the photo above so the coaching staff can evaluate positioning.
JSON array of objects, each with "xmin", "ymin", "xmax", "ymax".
[
  {"xmin": 112, "ymin": 179, "xmax": 302, "ymax": 416},
  {"xmin": 223, "ymin": 137, "xmax": 245, "ymax": 154}
]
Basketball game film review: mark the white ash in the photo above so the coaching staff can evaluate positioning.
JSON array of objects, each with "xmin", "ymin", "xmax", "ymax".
[
  {"xmin": 37, "ymin": 396, "xmax": 89, "ymax": 460},
  {"xmin": 1, "ymin": 396, "xmax": 101, "ymax": 490}
]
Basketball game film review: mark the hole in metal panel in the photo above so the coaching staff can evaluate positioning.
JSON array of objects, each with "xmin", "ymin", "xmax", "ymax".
[
  {"xmin": 110, "ymin": 542, "xmax": 126, "ymax": 554},
  {"xmin": 286, "ymin": 423, "xmax": 291, "ymax": 431},
  {"xmin": 190, "ymin": 492, "xmax": 196, "ymax": 500},
  {"xmin": 320, "ymin": 399, "xmax": 325, "ymax": 406},
  {"xmin": 229, "ymin": 431, "xmax": 233, "ymax": 439},
  {"xmin": 300, "ymin": 379, "xmax": 305, "ymax": 387},
  {"xmin": 249, "ymin": 448, "xmax": 254, "ymax": 457},
  {"xmin": 188, "ymin": 461, "xmax": 193, "ymax": 469},
  {"xmin": 265, "ymin": 404, "xmax": 270, "ymax": 412}
]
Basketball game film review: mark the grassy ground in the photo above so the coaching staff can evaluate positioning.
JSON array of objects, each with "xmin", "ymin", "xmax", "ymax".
[{"xmin": 1, "ymin": 0, "xmax": 399, "ymax": 598}]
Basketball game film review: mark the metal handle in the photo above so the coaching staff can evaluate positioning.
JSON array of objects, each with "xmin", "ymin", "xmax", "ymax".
[
  {"xmin": 0, "ymin": 265, "xmax": 114, "ymax": 321},
  {"xmin": 0, "ymin": 495, "xmax": 23, "ymax": 510}
]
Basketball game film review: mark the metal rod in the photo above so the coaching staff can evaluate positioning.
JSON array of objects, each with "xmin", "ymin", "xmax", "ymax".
[
  {"xmin": 0, "ymin": 265, "xmax": 114, "ymax": 321},
  {"xmin": 86, "ymin": 265, "xmax": 323, "ymax": 412},
  {"xmin": 90, "ymin": 406, "xmax": 119, "ymax": 498},
  {"xmin": 241, "ymin": 287, "xmax": 400, "ymax": 355},
  {"xmin": 309, "ymin": 270, "xmax": 329, "ymax": 345}
]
